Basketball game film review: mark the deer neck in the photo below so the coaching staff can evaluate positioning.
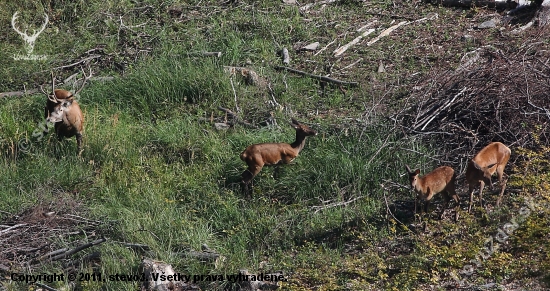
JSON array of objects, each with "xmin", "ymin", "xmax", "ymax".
[{"xmin": 290, "ymin": 131, "xmax": 308, "ymax": 153}]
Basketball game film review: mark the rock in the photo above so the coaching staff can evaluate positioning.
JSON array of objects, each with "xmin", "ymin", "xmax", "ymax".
[
  {"xmin": 302, "ymin": 42, "xmax": 320, "ymax": 51},
  {"xmin": 214, "ymin": 123, "xmax": 230, "ymax": 130},
  {"xmin": 477, "ymin": 18, "xmax": 501, "ymax": 29}
]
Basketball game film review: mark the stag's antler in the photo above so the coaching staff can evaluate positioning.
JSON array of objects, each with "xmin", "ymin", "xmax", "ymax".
[
  {"xmin": 40, "ymin": 71, "xmax": 58, "ymax": 103},
  {"xmin": 73, "ymin": 66, "xmax": 93, "ymax": 96}
]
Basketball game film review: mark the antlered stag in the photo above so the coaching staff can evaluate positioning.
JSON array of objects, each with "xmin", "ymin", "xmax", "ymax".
[
  {"xmin": 42, "ymin": 71, "xmax": 90, "ymax": 155},
  {"xmin": 240, "ymin": 118, "xmax": 317, "ymax": 194},
  {"xmin": 405, "ymin": 165, "xmax": 460, "ymax": 221},
  {"xmin": 465, "ymin": 142, "xmax": 511, "ymax": 213}
]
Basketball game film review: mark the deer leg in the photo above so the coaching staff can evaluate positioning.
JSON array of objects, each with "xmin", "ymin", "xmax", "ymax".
[
  {"xmin": 76, "ymin": 133, "xmax": 83, "ymax": 156},
  {"xmin": 468, "ymin": 185, "xmax": 475, "ymax": 213},
  {"xmin": 451, "ymin": 193, "xmax": 460, "ymax": 221},
  {"xmin": 479, "ymin": 180, "xmax": 486, "ymax": 209},
  {"xmin": 241, "ymin": 165, "xmax": 262, "ymax": 196},
  {"xmin": 496, "ymin": 174, "xmax": 508, "ymax": 207},
  {"xmin": 415, "ymin": 196, "xmax": 422, "ymax": 222},
  {"xmin": 424, "ymin": 199, "xmax": 430, "ymax": 219},
  {"xmin": 241, "ymin": 169, "xmax": 254, "ymax": 196},
  {"xmin": 496, "ymin": 168, "xmax": 507, "ymax": 207},
  {"xmin": 414, "ymin": 197, "xmax": 418, "ymax": 218},
  {"xmin": 273, "ymin": 165, "xmax": 281, "ymax": 179}
]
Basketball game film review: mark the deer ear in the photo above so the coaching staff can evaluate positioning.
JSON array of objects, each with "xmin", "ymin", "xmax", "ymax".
[
  {"xmin": 415, "ymin": 169, "xmax": 420, "ymax": 175},
  {"xmin": 289, "ymin": 121, "xmax": 299, "ymax": 129},
  {"xmin": 291, "ymin": 118, "xmax": 301, "ymax": 125},
  {"xmin": 63, "ymin": 99, "xmax": 73, "ymax": 107}
]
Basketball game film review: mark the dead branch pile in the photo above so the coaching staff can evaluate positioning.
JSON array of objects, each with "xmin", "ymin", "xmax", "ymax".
[
  {"xmin": 0, "ymin": 197, "xmax": 107, "ymax": 274},
  {"xmin": 396, "ymin": 40, "xmax": 550, "ymax": 165}
]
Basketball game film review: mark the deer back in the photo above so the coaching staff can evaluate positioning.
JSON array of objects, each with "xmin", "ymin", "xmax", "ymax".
[
  {"xmin": 466, "ymin": 142, "xmax": 511, "ymax": 183},
  {"xmin": 406, "ymin": 165, "xmax": 455, "ymax": 200},
  {"xmin": 241, "ymin": 142, "xmax": 297, "ymax": 166}
]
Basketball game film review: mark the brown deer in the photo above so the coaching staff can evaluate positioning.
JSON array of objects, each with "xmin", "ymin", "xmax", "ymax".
[
  {"xmin": 465, "ymin": 142, "xmax": 511, "ymax": 213},
  {"xmin": 42, "ymin": 69, "xmax": 90, "ymax": 155},
  {"xmin": 240, "ymin": 118, "xmax": 317, "ymax": 194},
  {"xmin": 405, "ymin": 165, "xmax": 460, "ymax": 221}
]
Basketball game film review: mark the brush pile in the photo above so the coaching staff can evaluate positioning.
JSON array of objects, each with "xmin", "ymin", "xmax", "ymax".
[{"xmin": 396, "ymin": 39, "xmax": 550, "ymax": 165}]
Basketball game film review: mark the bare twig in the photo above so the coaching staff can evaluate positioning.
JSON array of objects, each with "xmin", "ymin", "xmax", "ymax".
[{"xmin": 311, "ymin": 196, "xmax": 365, "ymax": 213}]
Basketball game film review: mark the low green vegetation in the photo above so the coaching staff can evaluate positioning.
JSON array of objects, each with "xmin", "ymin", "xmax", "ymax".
[{"xmin": 1, "ymin": 0, "xmax": 549, "ymax": 290}]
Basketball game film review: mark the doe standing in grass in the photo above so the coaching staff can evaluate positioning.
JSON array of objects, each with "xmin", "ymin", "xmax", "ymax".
[
  {"xmin": 465, "ymin": 142, "xmax": 511, "ymax": 213},
  {"xmin": 240, "ymin": 118, "xmax": 317, "ymax": 195},
  {"xmin": 405, "ymin": 165, "xmax": 460, "ymax": 221}
]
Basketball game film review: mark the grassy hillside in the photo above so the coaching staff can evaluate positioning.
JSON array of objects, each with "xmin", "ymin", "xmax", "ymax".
[{"xmin": 1, "ymin": 1, "xmax": 549, "ymax": 290}]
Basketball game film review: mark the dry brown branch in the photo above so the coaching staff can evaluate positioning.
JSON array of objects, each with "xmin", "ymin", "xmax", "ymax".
[{"xmin": 275, "ymin": 66, "xmax": 359, "ymax": 87}]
